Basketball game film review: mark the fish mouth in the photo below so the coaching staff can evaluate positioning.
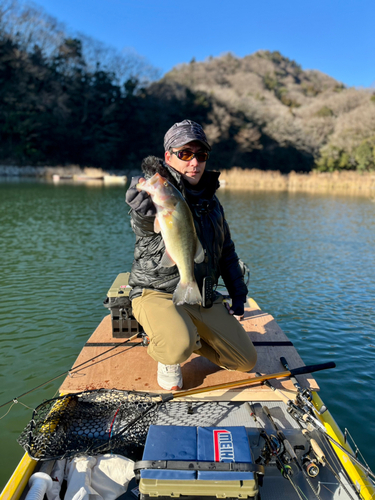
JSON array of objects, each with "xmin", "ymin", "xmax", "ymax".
[{"xmin": 149, "ymin": 173, "xmax": 165, "ymax": 186}]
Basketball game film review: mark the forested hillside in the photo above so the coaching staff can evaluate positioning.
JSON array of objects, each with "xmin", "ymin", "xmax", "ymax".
[
  {"xmin": 164, "ymin": 53, "xmax": 375, "ymax": 173},
  {"xmin": 1, "ymin": 1, "xmax": 374, "ymax": 173}
]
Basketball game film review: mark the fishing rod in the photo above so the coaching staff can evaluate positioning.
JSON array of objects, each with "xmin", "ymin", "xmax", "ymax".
[
  {"xmin": 22, "ymin": 361, "xmax": 338, "ymax": 461},
  {"xmin": 266, "ymin": 405, "xmax": 327, "ymax": 500},
  {"xmin": 253, "ymin": 372, "xmax": 302, "ymax": 469},
  {"xmin": 95, "ymin": 361, "xmax": 337, "ymax": 448},
  {"xmin": 255, "ymin": 381, "xmax": 323, "ymax": 500},
  {"xmin": 257, "ymin": 360, "xmax": 373, "ymax": 496},
  {"xmin": 268, "ymin": 357, "xmax": 375, "ymax": 483},
  {"xmin": 0, "ymin": 332, "xmax": 141, "ymax": 410},
  {"xmin": 283, "ymin": 388, "xmax": 375, "ymax": 483},
  {"xmin": 273, "ymin": 361, "xmax": 375, "ymax": 487},
  {"xmin": 302, "ymin": 430, "xmax": 360, "ymax": 500},
  {"xmin": 257, "ymin": 386, "xmax": 358, "ymax": 499},
  {"xmin": 247, "ymin": 403, "xmax": 309, "ymax": 500},
  {"xmin": 262, "ymin": 405, "xmax": 302, "ymax": 471},
  {"xmin": 280, "ymin": 357, "xmax": 327, "ymax": 416},
  {"xmin": 255, "ymin": 374, "xmax": 325, "ymax": 481},
  {"xmin": 292, "ymin": 409, "xmax": 375, "ymax": 482},
  {"xmin": 170, "ymin": 361, "xmax": 336, "ymax": 398}
]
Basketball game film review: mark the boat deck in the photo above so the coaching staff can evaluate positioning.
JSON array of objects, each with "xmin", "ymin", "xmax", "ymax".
[
  {"xmin": 60, "ymin": 304, "xmax": 319, "ymax": 400},
  {"xmin": 4, "ymin": 302, "xmax": 371, "ymax": 500}
]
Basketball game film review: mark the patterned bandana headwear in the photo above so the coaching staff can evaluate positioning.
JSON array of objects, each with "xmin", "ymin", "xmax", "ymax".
[{"xmin": 164, "ymin": 119, "xmax": 211, "ymax": 151}]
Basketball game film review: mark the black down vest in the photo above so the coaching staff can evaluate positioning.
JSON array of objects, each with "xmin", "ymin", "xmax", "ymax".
[{"xmin": 126, "ymin": 157, "xmax": 247, "ymax": 302}]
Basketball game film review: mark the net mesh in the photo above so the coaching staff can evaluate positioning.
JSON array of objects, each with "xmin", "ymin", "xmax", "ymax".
[{"xmin": 18, "ymin": 389, "xmax": 160, "ymax": 460}]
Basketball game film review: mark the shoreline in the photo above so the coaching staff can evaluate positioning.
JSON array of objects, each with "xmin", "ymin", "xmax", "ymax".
[
  {"xmin": 219, "ymin": 168, "xmax": 375, "ymax": 197},
  {"xmin": 1, "ymin": 165, "xmax": 375, "ymax": 197},
  {"xmin": 0, "ymin": 165, "xmax": 127, "ymax": 178}
]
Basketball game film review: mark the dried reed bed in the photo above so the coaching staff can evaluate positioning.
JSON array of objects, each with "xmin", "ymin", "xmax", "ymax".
[{"xmin": 219, "ymin": 168, "xmax": 375, "ymax": 197}]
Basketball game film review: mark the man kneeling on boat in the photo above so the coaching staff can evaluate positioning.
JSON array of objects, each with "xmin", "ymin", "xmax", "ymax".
[{"xmin": 126, "ymin": 119, "xmax": 257, "ymax": 390}]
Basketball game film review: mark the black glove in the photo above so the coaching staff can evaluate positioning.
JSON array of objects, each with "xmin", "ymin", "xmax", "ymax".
[
  {"xmin": 230, "ymin": 297, "xmax": 245, "ymax": 316},
  {"xmin": 125, "ymin": 176, "xmax": 156, "ymax": 216}
]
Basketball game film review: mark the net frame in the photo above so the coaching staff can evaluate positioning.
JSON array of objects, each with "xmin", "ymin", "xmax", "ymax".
[{"xmin": 18, "ymin": 389, "xmax": 162, "ymax": 461}]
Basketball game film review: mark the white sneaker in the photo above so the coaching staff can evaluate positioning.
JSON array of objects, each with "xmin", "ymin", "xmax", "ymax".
[{"xmin": 157, "ymin": 363, "xmax": 183, "ymax": 390}]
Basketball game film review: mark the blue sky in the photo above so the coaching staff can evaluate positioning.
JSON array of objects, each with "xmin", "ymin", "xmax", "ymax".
[{"xmin": 30, "ymin": 0, "xmax": 374, "ymax": 88}]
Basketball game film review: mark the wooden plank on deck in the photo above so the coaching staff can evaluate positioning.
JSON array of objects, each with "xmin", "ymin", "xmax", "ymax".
[{"xmin": 60, "ymin": 306, "xmax": 319, "ymax": 400}]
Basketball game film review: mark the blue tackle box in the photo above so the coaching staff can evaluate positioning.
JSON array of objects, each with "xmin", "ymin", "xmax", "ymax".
[{"xmin": 136, "ymin": 425, "xmax": 260, "ymax": 499}]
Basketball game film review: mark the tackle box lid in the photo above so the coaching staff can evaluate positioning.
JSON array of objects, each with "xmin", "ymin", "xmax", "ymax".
[
  {"xmin": 139, "ymin": 425, "xmax": 258, "ymax": 498},
  {"xmin": 141, "ymin": 425, "xmax": 197, "ymax": 481},
  {"xmin": 107, "ymin": 273, "xmax": 132, "ymax": 298},
  {"xmin": 197, "ymin": 426, "xmax": 254, "ymax": 481}
]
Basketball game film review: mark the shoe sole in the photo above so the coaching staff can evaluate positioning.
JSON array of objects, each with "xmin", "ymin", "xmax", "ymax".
[{"xmin": 157, "ymin": 382, "xmax": 183, "ymax": 391}]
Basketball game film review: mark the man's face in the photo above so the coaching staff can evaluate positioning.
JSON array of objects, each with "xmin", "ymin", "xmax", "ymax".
[{"xmin": 164, "ymin": 141, "xmax": 207, "ymax": 185}]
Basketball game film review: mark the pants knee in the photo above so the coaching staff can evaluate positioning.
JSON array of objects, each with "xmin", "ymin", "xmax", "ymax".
[
  {"xmin": 223, "ymin": 348, "xmax": 257, "ymax": 373},
  {"xmin": 237, "ymin": 349, "xmax": 258, "ymax": 372},
  {"xmin": 236, "ymin": 352, "xmax": 257, "ymax": 372},
  {"xmin": 169, "ymin": 336, "xmax": 200, "ymax": 364},
  {"xmin": 150, "ymin": 332, "xmax": 200, "ymax": 365}
]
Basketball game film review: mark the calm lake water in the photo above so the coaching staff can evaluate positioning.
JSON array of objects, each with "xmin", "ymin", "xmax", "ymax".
[{"xmin": 0, "ymin": 179, "xmax": 374, "ymax": 490}]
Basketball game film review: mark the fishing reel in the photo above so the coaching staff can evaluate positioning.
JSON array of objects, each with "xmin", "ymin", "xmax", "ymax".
[
  {"xmin": 296, "ymin": 389, "xmax": 327, "ymax": 416},
  {"xmin": 269, "ymin": 434, "xmax": 282, "ymax": 455},
  {"xmin": 257, "ymin": 432, "xmax": 284, "ymax": 466},
  {"xmin": 257, "ymin": 433, "xmax": 294, "ymax": 479},
  {"xmin": 278, "ymin": 461, "xmax": 293, "ymax": 479},
  {"xmin": 302, "ymin": 453, "xmax": 320, "ymax": 477},
  {"xmin": 139, "ymin": 332, "xmax": 150, "ymax": 347},
  {"xmin": 263, "ymin": 431, "xmax": 283, "ymax": 456},
  {"xmin": 286, "ymin": 400, "xmax": 308, "ymax": 424}
]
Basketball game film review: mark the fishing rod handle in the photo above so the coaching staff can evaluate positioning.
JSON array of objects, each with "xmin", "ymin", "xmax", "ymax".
[
  {"xmin": 263, "ymin": 405, "xmax": 298, "ymax": 461},
  {"xmin": 246, "ymin": 402, "xmax": 258, "ymax": 422},
  {"xmin": 302, "ymin": 430, "xmax": 326, "ymax": 464},
  {"xmin": 310, "ymin": 439, "xmax": 326, "ymax": 464},
  {"xmin": 280, "ymin": 357, "xmax": 301, "ymax": 389},
  {"xmin": 283, "ymin": 439, "xmax": 298, "ymax": 461},
  {"xmin": 280, "ymin": 357, "xmax": 290, "ymax": 370},
  {"xmin": 262, "ymin": 406, "xmax": 297, "ymax": 463},
  {"xmin": 262, "ymin": 379, "xmax": 275, "ymax": 391},
  {"xmin": 290, "ymin": 361, "xmax": 336, "ymax": 377},
  {"xmin": 263, "ymin": 406, "xmax": 271, "ymax": 418}
]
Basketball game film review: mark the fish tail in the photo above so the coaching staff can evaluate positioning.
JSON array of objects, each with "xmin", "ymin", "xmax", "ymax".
[{"xmin": 173, "ymin": 281, "xmax": 202, "ymax": 306}]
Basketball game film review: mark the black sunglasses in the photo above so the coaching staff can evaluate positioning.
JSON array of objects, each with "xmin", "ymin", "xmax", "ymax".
[{"xmin": 171, "ymin": 149, "xmax": 209, "ymax": 162}]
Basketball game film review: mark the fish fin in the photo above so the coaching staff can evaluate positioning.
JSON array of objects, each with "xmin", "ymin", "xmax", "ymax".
[
  {"xmin": 194, "ymin": 239, "xmax": 205, "ymax": 264},
  {"xmin": 173, "ymin": 281, "xmax": 202, "ymax": 306},
  {"xmin": 154, "ymin": 217, "xmax": 161, "ymax": 233},
  {"xmin": 160, "ymin": 250, "xmax": 176, "ymax": 267}
]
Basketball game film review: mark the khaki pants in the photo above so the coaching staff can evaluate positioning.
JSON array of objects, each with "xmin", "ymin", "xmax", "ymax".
[{"xmin": 132, "ymin": 289, "xmax": 257, "ymax": 372}]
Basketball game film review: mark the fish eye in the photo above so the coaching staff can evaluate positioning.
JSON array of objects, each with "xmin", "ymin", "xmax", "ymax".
[{"xmin": 163, "ymin": 182, "xmax": 168, "ymax": 186}]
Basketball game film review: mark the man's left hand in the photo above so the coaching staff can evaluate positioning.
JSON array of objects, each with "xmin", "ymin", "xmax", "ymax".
[{"xmin": 225, "ymin": 298, "xmax": 245, "ymax": 320}]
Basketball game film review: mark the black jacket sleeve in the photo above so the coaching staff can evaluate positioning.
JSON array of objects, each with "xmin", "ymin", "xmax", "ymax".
[{"xmin": 125, "ymin": 176, "xmax": 156, "ymax": 216}]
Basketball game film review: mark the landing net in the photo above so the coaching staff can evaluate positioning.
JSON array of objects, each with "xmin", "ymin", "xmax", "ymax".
[{"xmin": 18, "ymin": 389, "xmax": 159, "ymax": 460}]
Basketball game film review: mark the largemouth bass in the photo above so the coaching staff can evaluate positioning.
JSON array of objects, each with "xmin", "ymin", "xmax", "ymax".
[{"xmin": 137, "ymin": 173, "xmax": 204, "ymax": 305}]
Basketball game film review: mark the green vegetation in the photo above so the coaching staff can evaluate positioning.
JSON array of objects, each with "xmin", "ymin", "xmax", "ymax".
[
  {"xmin": 316, "ymin": 139, "xmax": 375, "ymax": 172},
  {"xmin": 354, "ymin": 139, "xmax": 375, "ymax": 171},
  {"xmin": 314, "ymin": 106, "xmax": 334, "ymax": 118},
  {"xmin": 1, "ymin": 2, "xmax": 374, "ymax": 173}
]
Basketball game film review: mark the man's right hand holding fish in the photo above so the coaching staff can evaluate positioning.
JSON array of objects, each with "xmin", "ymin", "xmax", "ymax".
[{"xmin": 126, "ymin": 119, "xmax": 257, "ymax": 391}]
